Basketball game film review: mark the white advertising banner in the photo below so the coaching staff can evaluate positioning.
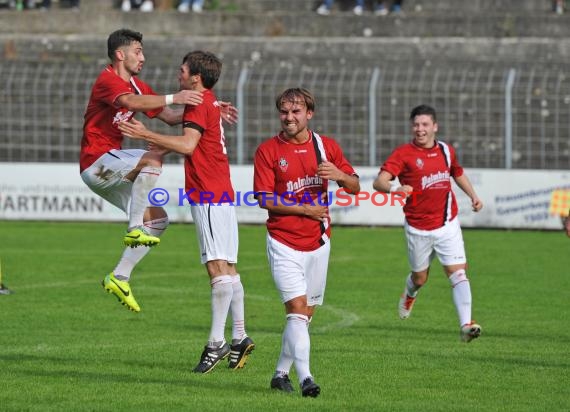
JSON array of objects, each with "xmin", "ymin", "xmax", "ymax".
[{"xmin": 0, "ymin": 163, "xmax": 568, "ymax": 230}]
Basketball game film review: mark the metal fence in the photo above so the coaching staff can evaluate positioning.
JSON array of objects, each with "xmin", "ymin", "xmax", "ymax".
[{"xmin": 1, "ymin": 61, "xmax": 569, "ymax": 169}]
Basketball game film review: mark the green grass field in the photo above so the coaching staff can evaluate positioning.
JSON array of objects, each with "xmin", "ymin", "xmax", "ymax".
[{"xmin": 1, "ymin": 221, "xmax": 568, "ymax": 411}]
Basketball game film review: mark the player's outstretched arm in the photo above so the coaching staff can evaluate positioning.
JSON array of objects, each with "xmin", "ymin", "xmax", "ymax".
[
  {"xmin": 118, "ymin": 118, "xmax": 200, "ymax": 155},
  {"xmin": 117, "ymin": 90, "xmax": 203, "ymax": 113}
]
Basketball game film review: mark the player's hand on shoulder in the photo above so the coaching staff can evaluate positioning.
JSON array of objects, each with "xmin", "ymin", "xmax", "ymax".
[
  {"xmin": 219, "ymin": 101, "xmax": 239, "ymax": 124},
  {"xmin": 175, "ymin": 90, "xmax": 203, "ymax": 106}
]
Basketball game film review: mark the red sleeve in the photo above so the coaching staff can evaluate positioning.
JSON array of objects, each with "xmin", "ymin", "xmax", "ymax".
[
  {"xmin": 381, "ymin": 148, "xmax": 404, "ymax": 178},
  {"xmin": 253, "ymin": 142, "xmax": 276, "ymax": 195},
  {"xmin": 449, "ymin": 146, "xmax": 464, "ymax": 178},
  {"xmin": 326, "ymin": 138, "xmax": 357, "ymax": 176},
  {"xmin": 93, "ymin": 73, "xmax": 132, "ymax": 108},
  {"xmin": 182, "ymin": 100, "xmax": 207, "ymax": 128}
]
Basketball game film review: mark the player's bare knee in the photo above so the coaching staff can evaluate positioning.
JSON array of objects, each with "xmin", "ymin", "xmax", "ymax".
[
  {"xmin": 140, "ymin": 151, "xmax": 163, "ymax": 167},
  {"xmin": 412, "ymin": 270, "xmax": 429, "ymax": 286}
]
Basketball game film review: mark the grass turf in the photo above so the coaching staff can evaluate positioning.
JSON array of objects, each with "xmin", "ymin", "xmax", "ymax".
[{"xmin": 0, "ymin": 221, "xmax": 568, "ymax": 411}]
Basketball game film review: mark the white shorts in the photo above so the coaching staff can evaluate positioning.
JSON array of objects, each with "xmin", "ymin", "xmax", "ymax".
[
  {"xmin": 191, "ymin": 203, "xmax": 239, "ymax": 265},
  {"xmin": 266, "ymin": 233, "xmax": 330, "ymax": 306},
  {"xmin": 80, "ymin": 149, "xmax": 146, "ymax": 213},
  {"xmin": 405, "ymin": 217, "xmax": 466, "ymax": 272}
]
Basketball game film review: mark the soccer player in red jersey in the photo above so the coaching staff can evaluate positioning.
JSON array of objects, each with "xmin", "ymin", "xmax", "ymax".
[
  {"xmin": 254, "ymin": 88, "xmax": 360, "ymax": 397},
  {"xmin": 80, "ymin": 29, "xmax": 236, "ymax": 313},
  {"xmin": 118, "ymin": 51, "xmax": 254, "ymax": 374},
  {"xmin": 373, "ymin": 104, "xmax": 483, "ymax": 342}
]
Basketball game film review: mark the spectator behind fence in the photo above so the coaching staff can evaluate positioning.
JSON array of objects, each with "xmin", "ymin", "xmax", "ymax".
[
  {"xmin": 317, "ymin": 0, "xmax": 403, "ymax": 16},
  {"xmin": 39, "ymin": 0, "xmax": 80, "ymax": 10},
  {"xmin": 121, "ymin": 0, "xmax": 154, "ymax": 12},
  {"xmin": 553, "ymin": 0, "xmax": 564, "ymax": 14},
  {"xmin": 8, "ymin": 0, "xmax": 79, "ymax": 9},
  {"xmin": 177, "ymin": 0, "xmax": 203, "ymax": 13}
]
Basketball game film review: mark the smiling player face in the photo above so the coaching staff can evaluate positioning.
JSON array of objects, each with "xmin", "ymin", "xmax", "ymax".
[
  {"xmin": 279, "ymin": 99, "xmax": 314, "ymax": 142},
  {"xmin": 411, "ymin": 114, "xmax": 438, "ymax": 148}
]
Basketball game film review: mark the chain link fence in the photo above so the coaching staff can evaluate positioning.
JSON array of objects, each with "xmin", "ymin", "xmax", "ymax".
[{"xmin": 1, "ymin": 61, "xmax": 569, "ymax": 169}]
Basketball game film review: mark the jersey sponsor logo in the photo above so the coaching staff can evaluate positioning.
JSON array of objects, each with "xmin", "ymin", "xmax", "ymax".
[
  {"xmin": 112, "ymin": 110, "xmax": 133, "ymax": 125},
  {"xmin": 278, "ymin": 157, "xmax": 288, "ymax": 172},
  {"xmin": 416, "ymin": 158, "xmax": 424, "ymax": 169},
  {"xmin": 421, "ymin": 171, "xmax": 450, "ymax": 190},
  {"xmin": 286, "ymin": 174, "xmax": 323, "ymax": 193}
]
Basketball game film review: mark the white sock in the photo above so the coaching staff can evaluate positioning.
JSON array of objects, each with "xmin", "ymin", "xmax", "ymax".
[
  {"xmin": 208, "ymin": 275, "xmax": 233, "ymax": 345},
  {"xmin": 283, "ymin": 313, "xmax": 312, "ymax": 384},
  {"xmin": 275, "ymin": 324, "xmax": 294, "ymax": 374},
  {"xmin": 230, "ymin": 274, "xmax": 246, "ymax": 343},
  {"xmin": 449, "ymin": 269, "xmax": 472, "ymax": 326},
  {"xmin": 405, "ymin": 273, "xmax": 420, "ymax": 297},
  {"xmin": 114, "ymin": 217, "xmax": 169, "ymax": 281},
  {"xmin": 128, "ymin": 166, "xmax": 161, "ymax": 230}
]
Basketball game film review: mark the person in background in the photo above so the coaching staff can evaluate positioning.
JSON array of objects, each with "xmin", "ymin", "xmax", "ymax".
[
  {"xmin": 80, "ymin": 29, "xmax": 236, "ymax": 313},
  {"xmin": 373, "ymin": 104, "xmax": 483, "ymax": 343},
  {"xmin": 118, "ymin": 50, "xmax": 255, "ymax": 374},
  {"xmin": 254, "ymin": 88, "xmax": 360, "ymax": 397},
  {"xmin": 177, "ymin": 0, "xmax": 203, "ymax": 13},
  {"xmin": 317, "ymin": 0, "xmax": 403, "ymax": 16},
  {"xmin": 121, "ymin": 0, "xmax": 154, "ymax": 12}
]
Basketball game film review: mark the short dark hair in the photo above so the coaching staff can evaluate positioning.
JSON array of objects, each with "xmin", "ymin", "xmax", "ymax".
[
  {"xmin": 275, "ymin": 88, "xmax": 315, "ymax": 112},
  {"xmin": 410, "ymin": 104, "xmax": 437, "ymax": 123},
  {"xmin": 182, "ymin": 50, "xmax": 222, "ymax": 90},
  {"xmin": 107, "ymin": 29, "xmax": 143, "ymax": 61}
]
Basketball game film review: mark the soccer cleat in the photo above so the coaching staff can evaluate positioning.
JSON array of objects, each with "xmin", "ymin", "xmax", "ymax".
[
  {"xmin": 460, "ymin": 321, "xmax": 482, "ymax": 343},
  {"xmin": 101, "ymin": 272, "xmax": 140, "ymax": 313},
  {"xmin": 123, "ymin": 227, "xmax": 160, "ymax": 248},
  {"xmin": 193, "ymin": 342, "xmax": 231, "ymax": 374},
  {"xmin": 398, "ymin": 293, "xmax": 416, "ymax": 319},
  {"xmin": 228, "ymin": 336, "xmax": 255, "ymax": 369},
  {"xmin": 270, "ymin": 374, "xmax": 294, "ymax": 393},
  {"xmin": 301, "ymin": 377, "xmax": 320, "ymax": 398}
]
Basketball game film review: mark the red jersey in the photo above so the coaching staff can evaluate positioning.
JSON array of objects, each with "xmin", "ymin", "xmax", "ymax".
[
  {"xmin": 183, "ymin": 89, "xmax": 234, "ymax": 204},
  {"xmin": 79, "ymin": 65, "xmax": 162, "ymax": 172},
  {"xmin": 381, "ymin": 140, "xmax": 464, "ymax": 231},
  {"xmin": 254, "ymin": 131, "xmax": 357, "ymax": 252}
]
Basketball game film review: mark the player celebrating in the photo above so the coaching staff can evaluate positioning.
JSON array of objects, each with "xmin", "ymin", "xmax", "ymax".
[
  {"xmin": 80, "ymin": 29, "xmax": 236, "ymax": 313},
  {"xmin": 254, "ymin": 88, "xmax": 360, "ymax": 397},
  {"xmin": 373, "ymin": 104, "xmax": 483, "ymax": 342},
  {"xmin": 118, "ymin": 50, "xmax": 254, "ymax": 374}
]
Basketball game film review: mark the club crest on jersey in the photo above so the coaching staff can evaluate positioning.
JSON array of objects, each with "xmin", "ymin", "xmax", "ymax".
[
  {"xmin": 278, "ymin": 157, "xmax": 289, "ymax": 172},
  {"xmin": 416, "ymin": 158, "xmax": 424, "ymax": 169}
]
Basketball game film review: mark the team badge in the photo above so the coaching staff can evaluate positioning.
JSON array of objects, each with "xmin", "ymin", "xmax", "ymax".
[
  {"xmin": 278, "ymin": 157, "xmax": 289, "ymax": 172},
  {"xmin": 416, "ymin": 158, "xmax": 424, "ymax": 169}
]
